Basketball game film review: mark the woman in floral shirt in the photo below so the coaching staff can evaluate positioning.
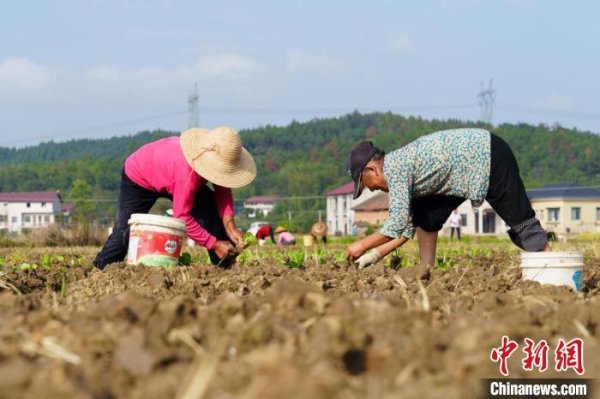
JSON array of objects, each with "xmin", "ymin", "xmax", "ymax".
[{"xmin": 346, "ymin": 128, "xmax": 549, "ymax": 270}]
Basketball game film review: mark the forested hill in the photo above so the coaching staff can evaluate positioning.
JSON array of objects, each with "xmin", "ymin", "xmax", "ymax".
[
  {"xmin": 0, "ymin": 131, "xmax": 172, "ymax": 166},
  {"xmin": 0, "ymin": 111, "xmax": 598, "ymax": 202}
]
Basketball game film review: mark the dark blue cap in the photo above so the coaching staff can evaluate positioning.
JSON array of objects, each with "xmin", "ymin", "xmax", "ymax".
[{"xmin": 347, "ymin": 141, "xmax": 376, "ymax": 199}]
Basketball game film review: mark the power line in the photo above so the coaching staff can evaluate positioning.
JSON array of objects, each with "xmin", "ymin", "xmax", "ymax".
[
  {"xmin": 10, "ymin": 110, "xmax": 187, "ymax": 146},
  {"xmin": 200, "ymin": 103, "xmax": 477, "ymax": 115},
  {"xmin": 7, "ymin": 103, "xmax": 479, "ymax": 147},
  {"xmin": 497, "ymin": 103, "xmax": 600, "ymax": 122},
  {"xmin": 9, "ymin": 100, "xmax": 600, "ymax": 148}
]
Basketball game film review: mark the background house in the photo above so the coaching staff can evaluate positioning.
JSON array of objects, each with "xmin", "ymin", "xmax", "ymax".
[
  {"xmin": 527, "ymin": 183, "xmax": 600, "ymax": 235},
  {"xmin": 0, "ymin": 191, "xmax": 63, "ymax": 234},
  {"xmin": 326, "ymin": 182, "xmax": 379, "ymax": 235},
  {"xmin": 243, "ymin": 195, "xmax": 281, "ymax": 218},
  {"xmin": 438, "ymin": 183, "xmax": 600, "ymax": 237},
  {"xmin": 353, "ymin": 192, "xmax": 389, "ymax": 227},
  {"xmin": 440, "ymin": 200, "xmax": 507, "ymax": 235}
]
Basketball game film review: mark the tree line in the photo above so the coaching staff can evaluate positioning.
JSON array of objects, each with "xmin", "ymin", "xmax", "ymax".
[{"xmin": 0, "ymin": 111, "xmax": 598, "ymax": 223}]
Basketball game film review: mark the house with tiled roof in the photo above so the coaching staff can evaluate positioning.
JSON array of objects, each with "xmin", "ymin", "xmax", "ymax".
[
  {"xmin": 0, "ymin": 191, "xmax": 64, "ymax": 233},
  {"xmin": 325, "ymin": 182, "xmax": 378, "ymax": 235},
  {"xmin": 352, "ymin": 192, "xmax": 389, "ymax": 226}
]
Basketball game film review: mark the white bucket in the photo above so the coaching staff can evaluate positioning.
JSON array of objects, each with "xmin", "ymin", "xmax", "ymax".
[
  {"xmin": 127, "ymin": 214, "xmax": 187, "ymax": 268},
  {"xmin": 520, "ymin": 252, "xmax": 584, "ymax": 291}
]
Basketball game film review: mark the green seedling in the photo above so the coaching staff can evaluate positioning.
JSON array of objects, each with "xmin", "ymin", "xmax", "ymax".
[
  {"xmin": 313, "ymin": 247, "xmax": 327, "ymax": 265},
  {"xmin": 333, "ymin": 251, "xmax": 347, "ymax": 264},
  {"xmin": 14, "ymin": 262, "xmax": 37, "ymax": 271},
  {"xmin": 229, "ymin": 232, "xmax": 258, "ymax": 259},
  {"xmin": 236, "ymin": 250, "xmax": 252, "ymax": 266},
  {"xmin": 237, "ymin": 232, "xmax": 258, "ymax": 252},
  {"xmin": 285, "ymin": 250, "xmax": 305, "ymax": 269},
  {"xmin": 38, "ymin": 254, "xmax": 66, "ymax": 269},
  {"xmin": 216, "ymin": 232, "xmax": 258, "ymax": 267},
  {"xmin": 179, "ymin": 252, "xmax": 192, "ymax": 266},
  {"xmin": 40, "ymin": 254, "xmax": 53, "ymax": 268}
]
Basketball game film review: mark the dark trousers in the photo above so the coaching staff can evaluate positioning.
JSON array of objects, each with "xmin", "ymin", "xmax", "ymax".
[
  {"xmin": 93, "ymin": 170, "xmax": 233, "ymax": 269},
  {"xmin": 311, "ymin": 235, "xmax": 327, "ymax": 244},
  {"xmin": 485, "ymin": 133, "xmax": 535, "ymax": 226},
  {"xmin": 450, "ymin": 227, "xmax": 461, "ymax": 240},
  {"xmin": 486, "ymin": 134, "xmax": 547, "ymax": 251}
]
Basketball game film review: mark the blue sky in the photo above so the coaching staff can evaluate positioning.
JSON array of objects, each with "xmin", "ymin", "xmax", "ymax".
[{"xmin": 1, "ymin": 0, "xmax": 599, "ymax": 147}]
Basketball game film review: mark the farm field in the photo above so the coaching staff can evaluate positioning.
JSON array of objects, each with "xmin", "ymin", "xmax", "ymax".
[{"xmin": 0, "ymin": 238, "xmax": 599, "ymax": 399}]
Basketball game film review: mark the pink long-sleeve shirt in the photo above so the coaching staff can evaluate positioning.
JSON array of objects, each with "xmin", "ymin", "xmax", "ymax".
[{"xmin": 124, "ymin": 136, "xmax": 234, "ymax": 249}]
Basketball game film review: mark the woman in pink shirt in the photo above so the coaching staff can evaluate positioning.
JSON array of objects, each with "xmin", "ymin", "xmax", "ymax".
[
  {"xmin": 275, "ymin": 226, "xmax": 296, "ymax": 246},
  {"xmin": 93, "ymin": 126, "xmax": 256, "ymax": 269}
]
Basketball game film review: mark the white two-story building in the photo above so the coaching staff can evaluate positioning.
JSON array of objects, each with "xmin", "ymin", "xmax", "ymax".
[
  {"xmin": 243, "ymin": 195, "xmax": 281, "ymax": 218},
  {"xmin": 326, "ymin": 182, "xmax": 379, "ymax": 236},
  {"xmin": 440, "ymin": 199, "xmax": 507, "ymax": 235},
  {"xmin": 0, "ymin": 191, "xmax": 64, "ymax": 234}
]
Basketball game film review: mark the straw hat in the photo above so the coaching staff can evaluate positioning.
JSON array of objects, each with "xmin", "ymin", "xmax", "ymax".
[
  {"xmin": 275, "ymin": 226, "xmax": 287, "ymax": 233},
  {"xmin": 180, "ymin": 126, "xmax": 257, "ymax": 188},
  {"xmin": 311, "ymin": 222, "xmax": 327, "ymax": 237}
]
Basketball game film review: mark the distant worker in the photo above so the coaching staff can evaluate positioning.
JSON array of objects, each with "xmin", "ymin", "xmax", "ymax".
[
  {"xmin": 449, "ymin": 209, "xmax": 462, "ymax": 240},
  {"xmin": 346, "ymin": 128, "xmax": 550, "ymax": 271},
  {"xmin": 254, "ymin": 223, "xmax": 275, "ymax": 244},
  {"xmin": 275, "ymin": 226, "xmax": 296, "ymax": 246},
  {"xmin": 93, "ymin": 127, "xmax": 256, "ymax": 269},
  {"xmin": 311, "ymin": 221, "xmax": 328, "ymax": 244}
]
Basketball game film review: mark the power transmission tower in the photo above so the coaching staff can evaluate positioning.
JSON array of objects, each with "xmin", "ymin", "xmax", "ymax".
[
  {"xmin": 477, "ymin": 78, "xmax": 496, "ymax": 124},
  {"xmin": 188, "ymin": 83, "xmax": 199, "ymax": 128}
]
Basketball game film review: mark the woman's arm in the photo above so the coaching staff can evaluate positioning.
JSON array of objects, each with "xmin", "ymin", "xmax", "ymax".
[
  {"xmin": 222, "ymin": 214, "xmax": 243, "ymax": 245},
  {"xmin": 346, "ymin": 231, "xmax": 391, "ymax": 261},
  {"xmin": 214, "ymin": 185, "xmax": 243, "ymax": 245},
  {"xmin": 354, "ymin": 236, "xmax": 408, "ymax": 269},
  {"xmin": 376, "ymin": 236, "xmax": 408, "ymax": 258}
]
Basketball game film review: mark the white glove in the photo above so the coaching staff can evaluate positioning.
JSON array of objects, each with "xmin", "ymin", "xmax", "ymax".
[{"xmin": 355, "ymin": 249, "xmax": 381, "ymax": 269}]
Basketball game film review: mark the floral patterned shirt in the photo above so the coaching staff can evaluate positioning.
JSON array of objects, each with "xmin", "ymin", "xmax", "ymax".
[{"xmin": 380, "ymin": 128, "xmax": 491, "ymax": 239}]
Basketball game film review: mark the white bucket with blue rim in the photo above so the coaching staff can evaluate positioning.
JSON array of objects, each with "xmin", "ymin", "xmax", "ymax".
[{"xmin": 520, "ymin": 252, "xmax": 584, "ymax": 291}]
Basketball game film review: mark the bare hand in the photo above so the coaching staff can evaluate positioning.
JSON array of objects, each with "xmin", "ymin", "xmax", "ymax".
[
  {"xmin": 346, "ymin": 241, "xmax": 367, "ymax": 262},
  {"xmin": 223, "ymin": 216, "xmax": 243, "ymax": 245},
  {"xmin": 213, "ymin": 240, "xmax": 235, "ymax": 259},
  {"xmin": 227, "ymin": 228, "xmax": 243, "ymax": 246}
]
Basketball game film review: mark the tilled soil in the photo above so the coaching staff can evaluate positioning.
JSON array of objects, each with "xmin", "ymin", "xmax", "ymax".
[{"xmin": 0, "ymin": 246, "xmax": 599, "ymax": 399}]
